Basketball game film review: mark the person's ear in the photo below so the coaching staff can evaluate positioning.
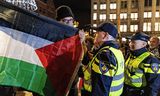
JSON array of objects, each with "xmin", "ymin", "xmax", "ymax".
[{"xmin": 103, "ymin": 32, "xmax": 107, "ymax": 39}]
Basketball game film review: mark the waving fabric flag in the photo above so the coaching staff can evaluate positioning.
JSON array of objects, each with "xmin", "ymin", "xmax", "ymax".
[{"xmin": 0, "ymin": 1, "xmax": 83, "ymax": 96}]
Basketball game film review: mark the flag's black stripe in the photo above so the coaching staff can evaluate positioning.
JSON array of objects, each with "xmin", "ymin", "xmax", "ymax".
[{"xmin": 0, "ymin": 1, "xmax": 78, "ymax": 42}]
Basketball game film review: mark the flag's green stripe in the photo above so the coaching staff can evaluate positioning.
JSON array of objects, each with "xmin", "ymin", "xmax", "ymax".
[{"xmin": 0, "ymin": 56, "xmax": 47, "ymax": 95}]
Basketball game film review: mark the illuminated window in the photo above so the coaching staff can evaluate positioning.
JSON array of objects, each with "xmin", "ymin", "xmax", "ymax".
[
  {"xmin": 120, "ymin": 13, "xmax": 127, "ymax": 19},
  {"xmin": 93, "ymin": 3, "xmax": 97, "ymax": 10},
  {"xmin": 122, "ymin": 38, "xmax": 127, "ymax": 42},
  {"xmin": 120, "ymin": 25, "xmax": 127, "ymax": 32},
  {"xmin": 110, "ymin": 14, "xmax": 116, "ymax": 20},
  {"xmin": 110, "ymin": 3, "xmax": 116, "ymax": 9},
  {"xmin": 144, "ymin": 12, "xmax": 152, "ymax": 18},
  {"xmin": 100, "ymin": 14, "xmax": 106, "ymax": 21},
  {"xmin": 100, "ymin": 3, "xmax": 106, "ymax": 10},
  {"xmin": 143, "ymin": 22, "xmax": 151, "ymax": 31},
  {"xmin": 93, "ymin": 24, "xmax": 97, "ymax": 27},
  {"xmin": 131, "ymin": 13, "xmax": 138, "ymax": 20},
  {"xmin": 130, "ymin": 25, "xmax": 138, "ymax": 32},
  {"xmin": 93, "ymin": 13, "xmax": 97, "ymax": 20},
  {"xmin": 155, "ymin": 11, "xmax": 160, "ymax": 18},
  {"xmin": 155, "ymin": 22, "xmax": 160, "ymax": 31}
]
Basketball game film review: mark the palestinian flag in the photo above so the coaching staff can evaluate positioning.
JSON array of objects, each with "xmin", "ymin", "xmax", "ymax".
[
  {"xmin": 0, "ymin": 25, "xmax": 82, "ymax": 96},
  {"xmin": 0, "ymin": 1, "xmax": 83, "ymax": 95}
]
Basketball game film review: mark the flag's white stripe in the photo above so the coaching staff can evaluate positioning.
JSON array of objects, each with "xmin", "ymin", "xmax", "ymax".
[
  {"xmin": 0, "ymin": 27, "xmax": 53, "ymax": 67},
  {"xmin": 0, "ymin": 26, "xmax": 53, "ymax": 49}
]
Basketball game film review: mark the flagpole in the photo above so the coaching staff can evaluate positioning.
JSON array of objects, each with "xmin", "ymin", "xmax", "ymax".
[
  {"xmin": 116, "ymin": 0, "xmax": 122, "ymax": 46},
  {"xmin": 66, "ymin": 38, "xmax": 84, "ymax": 96}
]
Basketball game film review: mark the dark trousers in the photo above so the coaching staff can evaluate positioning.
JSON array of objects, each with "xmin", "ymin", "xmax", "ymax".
[
  {"xmin": 0, "ymin": 86, "xmax": 39, "ymax": 96},
  {"xmin": 0, "ymin": 86, "xmax": 15, "ymax": 96},
  {"xmin": 68, "ymin": 75, "xmax": 79, "ymax": 96},
  {"xmin": 121, "ymin": 85, "xmax": 144, "ymax": 96},
  {"xmin": 81, "ymin": 89, "xmax": 91, "ymax": 96},
  {"xmin": 68, "ymin": 85, "xmax": 78, "ymax": 96}
]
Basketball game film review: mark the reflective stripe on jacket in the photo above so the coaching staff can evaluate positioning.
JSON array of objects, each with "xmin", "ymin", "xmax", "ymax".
[
  {"xmin": 125, "ymin": 52, "xmax": 151, "ymax": 87},
  {"xmin": 82, "ymin": 65, "xmax": 92, "ymax": 92}
]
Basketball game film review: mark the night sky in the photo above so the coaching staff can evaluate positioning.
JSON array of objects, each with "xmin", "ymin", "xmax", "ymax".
[{"xmin": 53, "ymin": 0, "xmax": 91, "ymax": 28}]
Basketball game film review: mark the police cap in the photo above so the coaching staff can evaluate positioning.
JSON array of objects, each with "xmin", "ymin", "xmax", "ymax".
[
  {"xmin": 131, "ymin": 32, "xmax": 150, "ymax": 42},
  {"xmin": 93, "ymin": 22, "xmax": 118, "ymax": 38}
]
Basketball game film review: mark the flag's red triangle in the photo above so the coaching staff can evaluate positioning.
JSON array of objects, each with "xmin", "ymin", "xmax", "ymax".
[{"xmin": 35, "ymin": 35, "xmax": 82, "ymax": 96}]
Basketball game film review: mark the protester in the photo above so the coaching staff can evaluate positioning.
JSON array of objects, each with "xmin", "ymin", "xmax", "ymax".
[
  {"xmin": 149, "ymin": 36, "xmax": 160, "ymax": 57},
  {"xmin": 56, "ymin": 5, "xmax": 85, "ymax": 96}
]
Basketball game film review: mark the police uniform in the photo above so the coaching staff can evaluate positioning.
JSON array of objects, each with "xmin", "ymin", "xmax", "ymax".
[
  {"xmin": 123, "ymin": 32, "xmax": 160, "ymax": 96},
  {"xmin": 81, "ymin": 64, "xmax": 92, "ymax": 96},
  {"xmin": 81, "ymin": 47, "xmax": 93, "ymax": 96},
  {"xmin": 91, "ymin": 22, "xmax": 125, "ymax": 96}
]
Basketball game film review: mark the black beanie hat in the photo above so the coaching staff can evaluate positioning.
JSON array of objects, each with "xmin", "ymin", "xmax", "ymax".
[{"xmin": 56, "ymin": 5, "xmax": 74, "ymax": 21}]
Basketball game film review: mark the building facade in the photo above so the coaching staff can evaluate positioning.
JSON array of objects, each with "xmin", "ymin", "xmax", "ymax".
[
  {"xmin": 91, "ymin": 0, "xmax": 160, "ymax": 37},
  {"xmin": 36, "ymin": 0, "xmax": 56, "ymax": 19}
]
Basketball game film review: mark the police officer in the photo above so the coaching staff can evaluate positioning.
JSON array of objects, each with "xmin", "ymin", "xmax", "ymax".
[
  {"xmin": 122, "ymin": 32, "xmax": 160, "ymax": 96},
  {"xmin": 90, "ymin": 22, "xmax": 124, "ymax": 96}
]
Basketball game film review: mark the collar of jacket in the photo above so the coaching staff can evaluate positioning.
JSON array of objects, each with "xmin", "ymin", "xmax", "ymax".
[
  {"xmin": 100, "ymin": 40, "xmax": 119, "ymax": 49},
  {"xmin": 93, "ymin": 41, "xmax": 119, "ymax": 55},
  {"xmin": 149, "ymin": 46, "xmax": 159, "ymax": 51},
  {"xmin": 131, "ymin": 47, "xmax": 148, "ymax": 57}
]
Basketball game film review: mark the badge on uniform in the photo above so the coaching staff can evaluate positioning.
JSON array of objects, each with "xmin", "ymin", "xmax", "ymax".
[
  {"xmin": 151, "ymin": 63, "xmax": 159, "ymax": 73},
  {"xmin": 99, "ymin": 61, "xmax": 109, "ymax": 74}
]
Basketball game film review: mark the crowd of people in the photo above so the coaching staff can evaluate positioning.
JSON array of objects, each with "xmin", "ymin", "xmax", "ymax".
[
  {"xmin": 56, "ymin": 5, "xmax": 160, "ymax": 96},
  {"xmin": 1, "ymin": 2, "xmax": 160, "ymax": 96}
]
